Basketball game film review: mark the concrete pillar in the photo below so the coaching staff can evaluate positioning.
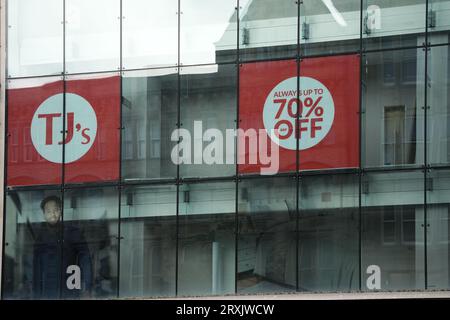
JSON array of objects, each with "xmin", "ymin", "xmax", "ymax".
[{"xmin": 0, "ymin": 0, "xmax": 7, "ymax": 296}]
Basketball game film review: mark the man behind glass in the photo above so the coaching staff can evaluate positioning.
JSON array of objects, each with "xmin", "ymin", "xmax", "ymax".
[{"xmin": 31, "ymin": 195, "xmax": 93, "ymax": 299}]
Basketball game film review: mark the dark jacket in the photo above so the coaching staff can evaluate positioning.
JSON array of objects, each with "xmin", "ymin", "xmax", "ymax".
[{"xmin": 31, "ymin": 223, "xmax": 93, "ymax": 299}]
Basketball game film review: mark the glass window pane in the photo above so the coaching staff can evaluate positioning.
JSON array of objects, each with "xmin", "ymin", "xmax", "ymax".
[
  {"xmin": 427, "ymin": 45, "xmax": 450, "ymax": 165},
  {"xmin": 239, "ymin": 59, "xmax": 297, "ymax": 175},
  {"xmin": 122, "ymin": 0, "xmax": 178, "ymax": 69},
  {"xmin": 178, "ymin": 181, "xmax": 235, "ymax": 296},
  {"xmin": 122, "ymin": 69, "xmax": 178, "ymax": 181},
  {"xmin": 119, "ymin": 184, "xmax": 177, "ymax": 298},
  {"xmin": 63, "ymin": 187, "xmax": 119, "ymax": 299},
  {"xmin": 7, "ymin": 0, "xmax": 63, "ymax": 77},
  {"xmin": 240, "ymin": 55, "xmax": 359, "ymax": 174},
  {"xmin": 362, "ymin": 0, "xmax": 426, "ymax": 50},
  {"xmin": 237, "ymin": 177, "xmax": 296, "ymax": 294},
  {"xmin": 299, "ymin": 55, "xmax": 360, "ymax": 171},
  {"xmin": 179, "ymin": 65, "xmax": 237, "ymax": 178},
  {"xmin": 3, "ymin": 190, "xmax": 63, "ymax": 299},
  {"xmin": 427, "ymin": 169, "xmax": 450, "ymax": 290},
  {"xmin": 362, "ymin": 49, "xmax": 425, "ymax": 168},
  {"xmin": 65, "ymin": 0, "xmax": 120, "ymax": 74},
  {"xmin": 361, "ymin": 170, "xmax": 424, "ymax": 291},
  {"xmin": 239, "ymin": 0, "xmax": 298, "ymax": 61},
  {"xmin": 180, "ymin": 0, "xmax": 237, "ymax": 65},
  {"xmin": 299, "ymin": 174, "xmax": 359, "ymax": 292},
  {"xmin": 7, "ymin": 77, "xmax": 64, "ymax": 187},
  {"xmin": 300, "ymin": 0, "xmax": 360, "ymax": 56},
  {"xmin": 64, "ymin": 73, "xmax": 121, "ymax": 184},
  {"xmin": 428, "ymin": 0, "xmax": 450, "ymax": 46}
]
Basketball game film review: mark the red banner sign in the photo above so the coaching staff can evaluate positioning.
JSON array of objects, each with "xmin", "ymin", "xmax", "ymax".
[
  {"xmin": 7, "ymin": 75, "xmax": 120, "ymax": 186},
  {"xmin": 239, "ymin": 55, "xmax": 360, "ymax": 173}
]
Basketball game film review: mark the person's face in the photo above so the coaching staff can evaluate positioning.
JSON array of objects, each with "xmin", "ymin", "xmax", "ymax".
[{"xmin": 43, "ymin": 200, "xmax": 61, "ymax": 225}]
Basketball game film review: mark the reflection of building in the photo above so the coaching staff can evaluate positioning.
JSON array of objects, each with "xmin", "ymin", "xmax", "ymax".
[{"xmin": 2, "ymin": 0, "xmax": 450, "ymax": 299}]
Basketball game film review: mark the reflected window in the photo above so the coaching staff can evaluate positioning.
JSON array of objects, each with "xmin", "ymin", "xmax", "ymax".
[
  {"xmin": 384, "ymin": 106, "xmax": 417, "ymax": 166},
  {"xmin": 122, "ymin": 69, "xmax": 178, "ymax": 180},
  {"xmin": 363, "ymin": 49, "xmax": 423, "ymax": 168},
  {"xmin": 382, "ymin": 210, "xmax": 396, "ymax": 244}
]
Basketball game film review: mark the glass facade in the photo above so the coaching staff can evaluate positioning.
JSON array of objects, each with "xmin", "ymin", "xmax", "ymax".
[
  {"xmin": 237, "ymin": 177, "xmax": 296, "ymax": 294},
  {"xmin": 299, "ymin": 174, "xmax": 359, "ymax": 292},
  {"xmin": 2, "ymin": 0, "xmax": 450, "ymax": 299}
]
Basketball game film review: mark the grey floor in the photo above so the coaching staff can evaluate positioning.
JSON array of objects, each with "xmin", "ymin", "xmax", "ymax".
[{"xmin": 163, "ymin": 290, "xmax": 450, "ymax": 300}]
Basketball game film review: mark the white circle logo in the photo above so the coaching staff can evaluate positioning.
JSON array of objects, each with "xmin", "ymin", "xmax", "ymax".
[
  {"xmin": 31, "ymin": 93, "xmax": 97, "ymax": 163},
  {"xmin": 263, "ymin": 77, "xmax": 334, "ymax": 150}
]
